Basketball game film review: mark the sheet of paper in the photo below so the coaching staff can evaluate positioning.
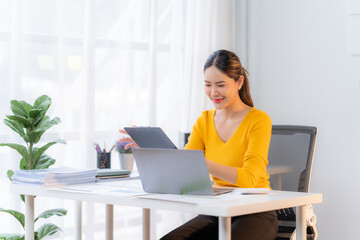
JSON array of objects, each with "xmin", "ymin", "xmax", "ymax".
[
  {"xmin": 98, "ymin": 179, "xmax": 143, "ymax": 189},
  {"xmin": 138, "ymin": 188, "xmax": 269, "ymax": 204},
  {"xmin": 139, "ymin": 193, "xmax": 225, "ymax": 204},
  {"xmin": 49, "ymin": 182, "xmax": 147, "ymax": 197},
  {"xmin": 95, "ymin": 187, "xmax": 147, "ymax": 197},
  {"xmin": 49, "ymin": 183, "xmax": 103, "ymax": 192}
]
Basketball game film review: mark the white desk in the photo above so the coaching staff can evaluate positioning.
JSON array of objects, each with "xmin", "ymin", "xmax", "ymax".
[{"xmin": 12, "ymin": 181, "xmax": 322, "ymax": 240}]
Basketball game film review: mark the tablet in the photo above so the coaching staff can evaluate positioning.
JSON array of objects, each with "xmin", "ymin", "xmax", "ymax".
[{"xmin": 124, "ymin": 127, "xmax": 178, "ymax": 149}]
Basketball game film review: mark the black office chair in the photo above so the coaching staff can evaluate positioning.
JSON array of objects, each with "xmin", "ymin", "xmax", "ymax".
[{"xmin": 268, "ymin": 125, "xmax": 318, "ymax": 240}]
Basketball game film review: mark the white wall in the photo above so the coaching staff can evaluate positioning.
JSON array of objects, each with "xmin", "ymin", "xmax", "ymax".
[{"xmin": 236, "ymin": 0, "xmax": 360, "ymax": 239}]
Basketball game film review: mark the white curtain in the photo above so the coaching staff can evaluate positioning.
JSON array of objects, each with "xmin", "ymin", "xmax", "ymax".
[
  {"xmin": 180, "ymin": 0, "xmax": 234, "ymax": 132},
  {"xmin": 0, "ymin": 0, "xmax": 235, "ymax": 239}
]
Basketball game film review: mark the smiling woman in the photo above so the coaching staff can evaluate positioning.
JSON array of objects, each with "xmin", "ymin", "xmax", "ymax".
[{"xmin": 161, "ymin": 50, "xmax": 278, "ymax": 240}]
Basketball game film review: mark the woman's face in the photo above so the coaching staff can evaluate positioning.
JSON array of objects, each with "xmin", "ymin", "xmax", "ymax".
[{"xmin": 204, "ymin": 65, "xmax": 243, "ymax": 109}]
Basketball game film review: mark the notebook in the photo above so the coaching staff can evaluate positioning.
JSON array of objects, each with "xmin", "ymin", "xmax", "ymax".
[
  {"xmin": 124, "ymin": 127, "xmax": 178, "ymax": 149},
  {"xmin": 132, "ymin": 148, "xmax": 233, "ymax": 196},
  {"xmin": 96, "ymin": 169, "xmax": 130, "ymax": 180}
]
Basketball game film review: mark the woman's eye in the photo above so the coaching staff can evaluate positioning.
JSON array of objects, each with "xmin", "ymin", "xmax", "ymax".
[{"xmin": 217, "ymin": 85, "xmax": 224, "ymax": 87}]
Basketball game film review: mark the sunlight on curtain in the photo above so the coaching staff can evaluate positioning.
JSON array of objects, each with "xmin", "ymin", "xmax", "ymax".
[{"xmin": 0, "ymin": 0, "xmax": 235, "ymax": 239}]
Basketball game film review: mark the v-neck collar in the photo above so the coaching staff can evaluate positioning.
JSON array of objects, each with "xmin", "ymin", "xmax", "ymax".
[{"xmin": 212, "ymin": 107, "xmax": 254, "ymax": 144}]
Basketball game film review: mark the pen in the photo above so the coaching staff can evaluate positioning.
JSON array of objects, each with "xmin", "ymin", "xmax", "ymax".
[
  {"xmin": 94, "ymin": 143, "xmax": 101, "ymax": 153},
  {"xmin": 95, "ymin": 143, "xmax": 101, "ymax": 152},
  {"xmin": 109, "ymin": 144, "xmax": 115, "ymax": 153}
]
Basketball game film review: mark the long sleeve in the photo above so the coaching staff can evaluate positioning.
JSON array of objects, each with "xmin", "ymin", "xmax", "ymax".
[
  {"xmin": 235, "ymin": 113, "xmax": 272, "ymax": 187},
  {"xmin": 184, "ymin": 111, "xmax": 207, "ymax": 151}
]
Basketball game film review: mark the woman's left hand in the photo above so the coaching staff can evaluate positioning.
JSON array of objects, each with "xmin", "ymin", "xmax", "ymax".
[{"xmin": 118, "ymin": 128, "xmax": 140, "ymax": 149}]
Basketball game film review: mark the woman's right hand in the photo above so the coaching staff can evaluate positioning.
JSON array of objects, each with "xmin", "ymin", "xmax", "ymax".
[{"xmin": 118, "ymin": 128, "xmax": 140, "ymax": 149}]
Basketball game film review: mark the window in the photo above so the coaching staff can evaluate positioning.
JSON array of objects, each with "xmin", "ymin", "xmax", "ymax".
[{"xmin": 0, "ymin": 0, "xmax": 182, "ymax": 238}]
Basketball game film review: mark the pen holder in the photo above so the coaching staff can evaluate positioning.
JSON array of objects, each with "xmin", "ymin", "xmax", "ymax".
[{"xmin": 97, "ymin": 152, "xmax": 111, "ymax": 169}]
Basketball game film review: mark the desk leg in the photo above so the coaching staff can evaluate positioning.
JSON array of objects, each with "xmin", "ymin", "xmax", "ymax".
[
  {"xmin": 75, "ymin": 201, "xmax": 82, "ymax": 240},
  {"xmin": 106, "ymin": 204, "xmax": 114, "ymax": 240},
  {"xmin": 143, "ymin": 208, "xmax": 150, "ymax": 240},
  {"xmin": 275, "ymin": 174, "xmax": 283, "ymax": 190},
  {"xmin": 25, "ymin": 195, "xmax": 34, "ymax": 240},
  {"xmin": 296, "ymin": 206, "xmax": 306, "ymax": 240},
  {"xmin": 219, "ymin": 217, "xmax": 231, "ymax": 240}
]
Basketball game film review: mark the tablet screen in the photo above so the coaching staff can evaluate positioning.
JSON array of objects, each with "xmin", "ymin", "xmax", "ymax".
[{"xmin": 124, "ymin": 127, "xmax": 178, "ymax": 149}]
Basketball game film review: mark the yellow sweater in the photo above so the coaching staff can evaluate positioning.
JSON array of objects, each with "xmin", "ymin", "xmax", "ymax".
[{"xmin": 185, "ymin": 108, "xmax": 272, "ymax": 189}]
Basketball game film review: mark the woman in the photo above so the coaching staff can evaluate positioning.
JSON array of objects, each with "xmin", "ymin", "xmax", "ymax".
[{"xmin": 120, "ymin": 50, "xmax": 278, "ymax": 240}]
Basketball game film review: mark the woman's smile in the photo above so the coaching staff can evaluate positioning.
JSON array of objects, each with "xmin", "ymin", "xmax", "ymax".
[{"xmin": 212, "ymin": 98, "xmax": 224, "ymax": 104}]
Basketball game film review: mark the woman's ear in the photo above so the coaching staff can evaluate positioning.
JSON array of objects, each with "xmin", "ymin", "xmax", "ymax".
[{"xmin": 238, "ymin": 76, "xmax": 244, "ymax": 90}]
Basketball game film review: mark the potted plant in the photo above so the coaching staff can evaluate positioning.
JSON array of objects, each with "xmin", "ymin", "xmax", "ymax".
[
  {"xmin": 115, "ymin": 141, "xmax": 134, "ymax": 171},
  {"xmin": 0, "ymin": 95, "xmax": 67, "ymax": 240}
]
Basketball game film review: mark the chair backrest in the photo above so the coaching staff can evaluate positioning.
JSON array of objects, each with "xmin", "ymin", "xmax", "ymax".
[
  {"xmin": 268, "ymin": 125, "xmax": 317, "ymax": 223},
  {"xmin": 268, "ymin": 125, "xmax": 317, "ymax": 192}
]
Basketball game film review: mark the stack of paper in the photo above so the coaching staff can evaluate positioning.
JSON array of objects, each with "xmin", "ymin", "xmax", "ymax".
[{"xmin": 12, "ymin": 166, "xmax": 97, "ymax": 187}]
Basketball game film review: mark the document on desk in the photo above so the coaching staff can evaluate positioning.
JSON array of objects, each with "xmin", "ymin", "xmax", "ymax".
[
  {"xmin": 49, "ymin": 180, "xmax": 147, "ymax": 197},
  {"xmin": 95, "ymin": 186, "xmax": 147, "ymax": 197},
  {"xmin": 99, "ymin": 178, "xmax": 143, "ymax": 189},
  {"xmin": 139, "ymin": 194, "xmax": 226, "ymax": 204},
  {"xmin": 138, "ymin": 188, "xmax": 269, "ymax": 204}
]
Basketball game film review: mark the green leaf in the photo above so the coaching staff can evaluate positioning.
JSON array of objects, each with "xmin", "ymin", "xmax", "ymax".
[
  {"xmin": 30, "ymin": 117, "xmax": 61, "ymax": 144},
  {"xmin": 7, "ymin": 170, "xmax": 14, "ymax": 181},
  {"xmin": 32, "ymin": 154, "xmax": 55, "ymax": 170},
  {"xmin": 35, "ymin": 208, "xmax": 67, "ymax": 223},
  {"xmin": 32, "ymin": 111, "xmax": 46, "ymax": 128},
  {"xmin": 27, "ymin": 131, "xmax": 44, "ymax": 144},
  {"xmin": 20, "ymin": 194, "xmax": 25, "ymax": 203},
  {"xmin": 6, "ymin": 115, "xmax": 31, "ymax": 128},
  {"xmin": 0, "ymin": 233, "xmax": 24, "ymax": 240},
  {"xmin": 19, "ymin": 101, "xmax": 33, "ymax": 115},
  {"xmin": 29, "ymin": 109, "xmax": 42, "ymax": 119},
  {"xmin": 34, "ymin": 95, "xmax": 51, "ymax": 112},
  {"xmin": 10, "ymin": 100, "xmax": 29, "ymax": 117},
  {"xmin": 35, "ymin": 116, "xmax": 61, "ymax": 132},
  {"xmin": 19, "ymin": 158, "xmax": 27, "ymax": 170},
  {"xmin": 0, "ymin": 144, "xmax": 30, "ymax": 164},
  {"xmin": 0, "ymin": 208, "xmax": 25, "ymax": 228},
  {"xmin": 32, "ymin": 140, "xmax": 66, "ymax": 166},
  {"xmin": 36, "ymin": 223, "xmax": 61, "ymax": 239},
  {"xmin": 3, "ymin": 119, "xmax": 25, "ymax": 139},
  {"xmin": 49, "ymin": 117, "xmax": 61, "ymax": 125},
  {"xmin": 29, "ymin": 117, "xmax": 49, "ymax": 143}
]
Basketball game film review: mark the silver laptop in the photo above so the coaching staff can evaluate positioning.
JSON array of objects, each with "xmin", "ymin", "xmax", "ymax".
[{"xmin": 132, "ymin": 148, "xmax": 233, "ymax": 196}]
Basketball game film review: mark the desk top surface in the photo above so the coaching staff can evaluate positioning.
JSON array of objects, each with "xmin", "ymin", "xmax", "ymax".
[{"xmin": 11, "ymin": 179, "xmax": 322, "ymax": 217}]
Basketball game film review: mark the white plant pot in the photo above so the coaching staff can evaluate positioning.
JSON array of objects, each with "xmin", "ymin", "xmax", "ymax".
[{"xmin": 118, "ymin": 153, "xmax": 134, "ymax": 172}]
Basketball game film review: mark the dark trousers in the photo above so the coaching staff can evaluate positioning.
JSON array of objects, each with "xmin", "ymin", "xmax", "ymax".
[{"xmin": 160, "ymin": 211, "xmax": 278, "ymax": 240}]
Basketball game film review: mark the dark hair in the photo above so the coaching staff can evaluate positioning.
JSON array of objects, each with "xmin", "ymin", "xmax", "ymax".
[{"xmin": 204, "ymin": 50, "xmax": 254, "ymax": 107}]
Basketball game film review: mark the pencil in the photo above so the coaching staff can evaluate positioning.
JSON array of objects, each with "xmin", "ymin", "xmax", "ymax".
[
  {"xmin": 96, "ymin": 143, "xmax": 102, "ymax": 152},
  {"xmin": 94, "ymin": 143, "xmax": 101, "ymax": 153},
  {"xmin": 109, "ymin": 144, "xmax": 115, "ymax": 152}
]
